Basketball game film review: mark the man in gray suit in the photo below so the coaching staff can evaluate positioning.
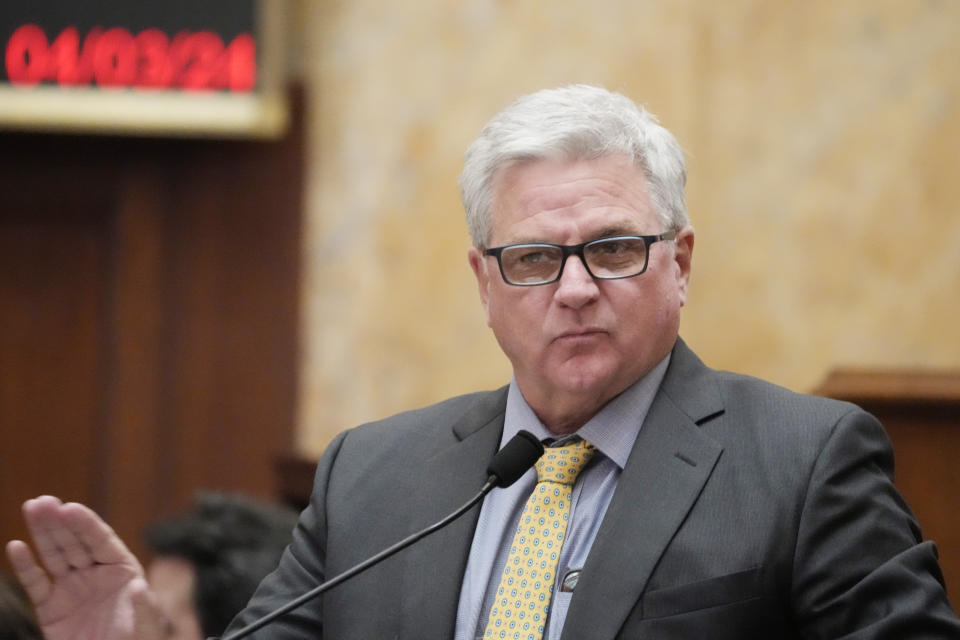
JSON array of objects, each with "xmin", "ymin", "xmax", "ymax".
[{"xmin": 8, "ymin": 85, "xmax": 960, "ymax": 638}]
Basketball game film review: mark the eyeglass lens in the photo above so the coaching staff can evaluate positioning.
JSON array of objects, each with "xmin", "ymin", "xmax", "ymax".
[{"xmin": 500, "ymin": 237, "xmax": 648, "ymax": 284}]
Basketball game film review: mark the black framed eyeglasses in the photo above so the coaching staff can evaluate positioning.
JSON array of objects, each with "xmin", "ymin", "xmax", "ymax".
[{"xmin": 483, "ymin": 231, "xmax": 677, "ymax": 286}]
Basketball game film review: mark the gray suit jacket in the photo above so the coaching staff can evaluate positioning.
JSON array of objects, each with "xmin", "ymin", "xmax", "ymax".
[{"xmin": 225, "ymin": 339, "xmax": 960, "ymax": 638}]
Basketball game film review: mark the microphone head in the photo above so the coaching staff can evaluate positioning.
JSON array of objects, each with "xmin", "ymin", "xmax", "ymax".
[{"xmin": 486, "ymin": 430, "xmax": 544, "ymax": 488}]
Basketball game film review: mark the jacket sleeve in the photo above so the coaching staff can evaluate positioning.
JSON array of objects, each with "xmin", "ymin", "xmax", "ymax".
[
  {"xmin": 791, "ymin": 408, "xmax": 960, "ymax": 638},
  {"xmin": 218, "ymin": 431, "xmax": 348, "ymax": 639}
]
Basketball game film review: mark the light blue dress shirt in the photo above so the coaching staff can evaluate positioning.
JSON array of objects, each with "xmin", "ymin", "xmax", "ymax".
[{"xmin": 454, "ymin": 354, "xmax": 670, "ymax": 640}]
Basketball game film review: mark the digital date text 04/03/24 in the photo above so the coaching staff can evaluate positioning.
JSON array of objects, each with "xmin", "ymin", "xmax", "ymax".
[{"xmin": 5, "ymin": 24, "xmax": 257, "ymax": 92}]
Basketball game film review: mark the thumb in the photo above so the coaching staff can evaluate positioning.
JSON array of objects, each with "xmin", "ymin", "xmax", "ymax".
[{"xmin": 130, "ymin": 578, "xmax": 172, "ymax": 640}]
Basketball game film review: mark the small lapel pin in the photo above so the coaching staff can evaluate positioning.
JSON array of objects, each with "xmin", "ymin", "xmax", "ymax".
[{"xmin": 560, "ymin": 569, "xmax": 582, "ymax": 592}]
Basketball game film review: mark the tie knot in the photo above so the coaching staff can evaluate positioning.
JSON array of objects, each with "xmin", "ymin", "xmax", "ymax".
[{"xmin": 535, "ymin": 439, "xmax": 596, "ymax": 485}]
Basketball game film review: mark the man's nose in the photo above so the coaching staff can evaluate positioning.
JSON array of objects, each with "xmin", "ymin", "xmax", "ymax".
[{"xmin": 554, "ymin": 256, "xmax": 600, "ymax": 308}]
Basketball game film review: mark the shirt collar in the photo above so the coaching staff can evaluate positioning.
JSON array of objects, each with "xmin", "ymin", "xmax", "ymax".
[{"xmin": 501, "ymin": 353, "xmax": 671, "ymax": 469}]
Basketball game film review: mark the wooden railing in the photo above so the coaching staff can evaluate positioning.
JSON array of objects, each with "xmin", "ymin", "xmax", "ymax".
[
  {"xmin": 814, "ymin": 368, "xmax": 960, "ymax": 599},
  {"xmin": 275, "ymin": 451, "xmax": 318, "ymax": 512}
]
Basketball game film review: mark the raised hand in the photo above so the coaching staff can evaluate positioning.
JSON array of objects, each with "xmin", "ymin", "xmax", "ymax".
[{"xmin": 5, "ymin": 496, "xmax": 170, "ymax": 640}]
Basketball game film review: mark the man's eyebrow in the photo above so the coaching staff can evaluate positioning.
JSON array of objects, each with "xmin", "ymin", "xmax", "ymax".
[
  {"xmin": 593, "ymin": 225, "xmax": 643, "ymax": 238},
  {"xmin": 499, "ymin": 236, "xmax": 551, "ymax": 246},
  {"xmin": 498, "ymin": 225, "xmax": 644, "ymax": 246}
]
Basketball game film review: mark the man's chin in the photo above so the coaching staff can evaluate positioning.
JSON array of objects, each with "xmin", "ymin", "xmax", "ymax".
[{"xmin": 548, "ymin": 359, "xmax": 623, "ymax": 396}]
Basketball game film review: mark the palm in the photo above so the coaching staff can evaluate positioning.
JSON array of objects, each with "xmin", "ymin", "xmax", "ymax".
[
  {"xmin": 36, "ymin": 564, "xmax": 147, "ymax": 639},
  {"xmin": 6, "ymin": 496, "xmax": 168, "ymax": 640}
]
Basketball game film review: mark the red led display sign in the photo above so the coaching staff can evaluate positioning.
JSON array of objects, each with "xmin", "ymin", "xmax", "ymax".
[
  {"xmin": 6, "ymin": 25, "xmax": 256, "ymax": 92},
  {"xmin": 0, "ymin": 1, "xmax": 287, "ymax": 137}
]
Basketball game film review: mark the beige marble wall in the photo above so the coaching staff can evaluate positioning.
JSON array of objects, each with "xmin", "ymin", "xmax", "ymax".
[{"xmin": 295, "ymin": 0, "xmax": 960, "ymax": 455}]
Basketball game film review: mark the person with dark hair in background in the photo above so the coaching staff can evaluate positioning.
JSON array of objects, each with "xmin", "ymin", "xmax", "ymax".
[
  {"xmin": 0, "ymin": 570, "xmax": 41, "ymax": 640},
  {"xmin": 3, "ymin": 493, "xmax": 295, "ymax": 640},
  {"xmin": 143, "ymin": 493, "xmax": 297, "ymax": 640}
]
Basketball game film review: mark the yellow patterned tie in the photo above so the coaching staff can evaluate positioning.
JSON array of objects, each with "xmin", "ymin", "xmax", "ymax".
[{"xmin": 483, "ymin": 439, "xmax": 597, "ymax": 640}]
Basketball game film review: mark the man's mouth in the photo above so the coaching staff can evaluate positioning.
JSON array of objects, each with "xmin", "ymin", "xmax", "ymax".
[{"xmin": 554, "ymin": 328, "xmax": 606, "ymax": 342}]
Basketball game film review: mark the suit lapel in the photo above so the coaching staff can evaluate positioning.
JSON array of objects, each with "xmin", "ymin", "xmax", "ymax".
[
  {"xmin": 399, "ymin": 388, "xmax": 508, "ymax": 639},
  {"xmin": 560, "ymin": 340, "xmax": 725, "ymax": 640}
]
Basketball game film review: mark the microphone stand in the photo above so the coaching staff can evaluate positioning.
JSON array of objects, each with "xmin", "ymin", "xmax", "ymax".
[
  {"xmin": 220, "ymin": 476, "xmax": 498, "ymax": 640},
  {"xmin": 219, "ymin": 429, "xmax": 544, "ymax": 639}
]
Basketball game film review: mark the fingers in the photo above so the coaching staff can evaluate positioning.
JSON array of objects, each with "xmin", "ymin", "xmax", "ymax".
[
  {"xmin": 59, "ymin": 502, "xmax": 142, "ymax": 571},
  {"xmin": 6, "ymin": 539, "xmax": 53, "ymax": 606},
  {"xmin": 20, "ymin": 495, "xmax": 144, "ymax": 579},
  {"xmin": 22, "ymin": 496, "xmax": 75, "ymax": 577}
]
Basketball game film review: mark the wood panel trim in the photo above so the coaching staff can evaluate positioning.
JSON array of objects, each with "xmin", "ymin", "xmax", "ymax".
[
  {"xmin": 813, "ymin": 368, "xmax": 960, "ymax": 406},
  {"xmin": 98, "ymin": 167, "xmax": 167, "ymax": 555}
]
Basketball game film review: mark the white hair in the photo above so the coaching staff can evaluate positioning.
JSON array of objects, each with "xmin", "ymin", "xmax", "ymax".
[{"xmin": 459, "ymin": 85, "xmax": 688, "ymax": 248}]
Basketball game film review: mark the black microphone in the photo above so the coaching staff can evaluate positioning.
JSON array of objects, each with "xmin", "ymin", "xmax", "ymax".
[
  {"xmin": 220, "ymin": 430, "xmax": 544, "ymax": 640},
  {"xmin": 485, "ymin": 429, "xmax": 543, "ymax": 488}
]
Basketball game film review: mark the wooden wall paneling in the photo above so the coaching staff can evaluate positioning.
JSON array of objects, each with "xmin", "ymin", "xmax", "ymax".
[
  {"xmin": 0, "ymin": 162, "xmax": 111, "ymax": 561},
  {"xmin": 210, "ymin": 126, "xmax": 304, "ymax": 502},
  {"xmin": 1, "ymin": 89, "xmax": 304, "ymax": 569},
  {"xmin": 160, "ymin": 155, "xmax": 231, "ymax": 516},
  {"xmin": 97, "ymin": 166, "xmax": 167, "ymax": 558},
  {"xmin": 161, "ymin": 100, "xmax": 304, "ymax": 513}
]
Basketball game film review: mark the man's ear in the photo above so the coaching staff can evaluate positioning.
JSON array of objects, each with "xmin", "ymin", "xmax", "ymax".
[
  {"xmin": 673, "ymin": 226, "xmax": 694, "ymax": 306},
  {"xmin": 468, "ymin": 247, "xmax": 492, "ymax": 324}
]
